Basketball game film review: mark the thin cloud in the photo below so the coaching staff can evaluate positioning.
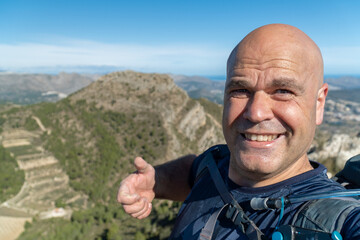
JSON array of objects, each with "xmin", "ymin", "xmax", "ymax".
[{"xmin": 0, "ymin": 40, "xmax": 228, "ymax": 75}]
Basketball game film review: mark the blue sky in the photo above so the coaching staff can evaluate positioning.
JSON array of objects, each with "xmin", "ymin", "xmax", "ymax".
[{"xmin": 1, "ymin": 0, "xmax": 360, "ymax": 76}]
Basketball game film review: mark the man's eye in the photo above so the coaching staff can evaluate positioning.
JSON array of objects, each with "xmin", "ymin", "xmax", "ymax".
[
  {"xmin": 273, "ymin": 89, "xmax": 295, "ymax": 100},
  {"xmin": 275, "ymin": 89, "xmax": 293, "ymax": 94},
  {"xmin": 231, "ymin": 89, "xmax": 249, "ymax": 94},
  {"xmin": 229, "ymin": 89, "xmax": 250, "ymax": 97}
]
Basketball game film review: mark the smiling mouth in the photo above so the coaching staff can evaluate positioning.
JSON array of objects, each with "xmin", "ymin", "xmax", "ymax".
[{"xmin": 243, "ymin": 133, "xmax": 280, "ymax": 142}]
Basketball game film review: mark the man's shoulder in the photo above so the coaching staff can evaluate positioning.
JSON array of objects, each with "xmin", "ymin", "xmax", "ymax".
[
  {"xmin": 189, "ymin": 144, "xmax": 230, "ymax": 185},
  {"xmin": 196, "ymin": 144, "xmax": 230, "ymax": 160},
  {"xmin": 288, "ymin": 161, "xmax": 344, "ymax": 195}
]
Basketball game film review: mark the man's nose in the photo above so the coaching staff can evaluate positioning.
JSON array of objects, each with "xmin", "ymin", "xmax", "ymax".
[{"xmin": 243, "ymin": 92, "xmax": 274, "ymax": 123}]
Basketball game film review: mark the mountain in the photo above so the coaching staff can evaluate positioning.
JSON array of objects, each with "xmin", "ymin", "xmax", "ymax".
[
  {"xmin": 325, "ymin": 76, "xmax": 360, "ymax": 90},
  {"xmin": 0, "ymin": 72, "xmax": 97, "ymax": 104},
  {"xmin": 68, "ymin": 71, "xmax": 224, "ymax": 159},
  {"xmin": 0, "ymin": 71, "xmax": 224, "ymax": 240},
  {"xmin": 0, "ymin": 72, "xmax": 225, "ymax": 106},
  {"xmin": 327, "ymin": 88, "xmax": 360, "ymax": 103},
  {"xmin": 170, "ymin": 74, "xmax": 225, "ymax": 104}
]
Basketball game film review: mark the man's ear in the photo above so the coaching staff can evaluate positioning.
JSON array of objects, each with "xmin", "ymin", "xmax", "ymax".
[{"xmin": 316, "ymin": 83, "xmax": 328, "ymax": 125}]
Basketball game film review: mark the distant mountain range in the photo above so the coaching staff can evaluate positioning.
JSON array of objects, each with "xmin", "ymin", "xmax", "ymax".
[
  {"xmin": 0, "ymin": 72, "xmax": 226, "ymax": 105},
  {"xmin": 0, "ymin": 72, "xmax": 98, "ymax": 104},
  {"xmin": 0, "ymin": 71, "xmax": 359, "ymax": 105},
  {"xmin": 325, "ymin": 76, "xmax": 360, "ymax": 90},
  {"xmin": 170, "ymin": 74, "xmax": 225, "ymax": 104}
]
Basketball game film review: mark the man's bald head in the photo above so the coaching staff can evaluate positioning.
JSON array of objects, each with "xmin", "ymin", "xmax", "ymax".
[
  {"xmin": 227, "ymin": 24, "xmax": 324, "ymax": 88},
  {"xmin": 222, "ymin": 24, "xmax": 329, "ymax": 187}
]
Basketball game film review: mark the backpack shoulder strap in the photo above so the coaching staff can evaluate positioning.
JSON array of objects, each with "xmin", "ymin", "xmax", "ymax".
[
  {"xmin": 194, "ymin": 145, "xmax": 265, "ymax": 240},
  {"xmin": 292, "ymin": 198, "xmax": 360, "ymax": 233},
  {"xmin": 194, "ymin": 144, "xmax": 229, "ymax": 184}
]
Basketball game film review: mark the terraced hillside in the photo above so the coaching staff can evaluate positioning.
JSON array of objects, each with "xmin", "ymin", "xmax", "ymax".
[{"xmin": 0, "ymin": 123, "xmax": 88, "ymax": 239}]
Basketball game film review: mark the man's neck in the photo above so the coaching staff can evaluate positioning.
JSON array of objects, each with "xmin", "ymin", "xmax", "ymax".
[{"xmin": 228, "ymin": 159, "xmax": 314, "ymax": 188}]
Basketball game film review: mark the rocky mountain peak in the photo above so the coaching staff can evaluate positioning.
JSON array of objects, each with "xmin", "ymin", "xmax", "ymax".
[
  {"xmin": 69, "ymin": 70, "xmax": 224, "ymax": 159},
  {"xmin": 71, "ymin": 71, "xmax": 188, "ymax": 115}
]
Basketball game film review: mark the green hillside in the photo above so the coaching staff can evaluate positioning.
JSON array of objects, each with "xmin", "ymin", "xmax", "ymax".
[
  {"xmin": 0, "ymin": 145, "xmax": 25, "ymax": 202},
  {"xmin": 0, "ymin": 71, "xmax": 224, "ymax": 240}
]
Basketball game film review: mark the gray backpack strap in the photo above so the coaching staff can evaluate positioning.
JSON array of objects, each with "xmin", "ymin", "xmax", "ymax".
[
  {"xmin": 196, "ymin": 145, "xmax": 265, "ymax": 240},
  {"xmin": 200, "ymin": 204, "xmax": 229, "ymax": 240},
  {"xmin": 292, "ymin": 198, "xmax": 360, "ymax": 233}
]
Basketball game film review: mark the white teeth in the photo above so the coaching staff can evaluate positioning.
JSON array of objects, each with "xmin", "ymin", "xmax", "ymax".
[{"xmin": 244, "ymin": 134, "xmax": 279, "ymax": 142}]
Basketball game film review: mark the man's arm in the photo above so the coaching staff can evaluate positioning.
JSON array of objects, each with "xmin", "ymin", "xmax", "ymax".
[
  {"xmin": 117, "ymin": 154, "xmax": 196, "ymax": 219},
  {"xmin": 154, "ymin": 154, "xmax": 196, "ymax": 201}
]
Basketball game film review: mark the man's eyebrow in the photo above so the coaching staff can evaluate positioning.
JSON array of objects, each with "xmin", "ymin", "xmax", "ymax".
[
  {"xmin": 269, "ymin": 78, "xmax": 305, "ymax": 93},
  {"xmin": 225, "ymin": 78, "xmax": 306, "ymax": 93},
  {"xmin": 225, "ymin": 79, "xmax": 251, "ymax": 90}
]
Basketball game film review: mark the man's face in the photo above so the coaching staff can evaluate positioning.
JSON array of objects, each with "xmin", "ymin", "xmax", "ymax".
[{"xmin": 222, "ymin": 39, "xmax": 327, "ymax": 185}]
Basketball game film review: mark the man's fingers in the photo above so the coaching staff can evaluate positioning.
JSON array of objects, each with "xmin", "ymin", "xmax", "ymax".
[
  {"xmin": 134, "ymin": 157, "xmax": 150, "ymax": 173},
  {"xmin": 137, "ymin": 203, "xmax": 152, "ymax": 219},
  {"xmin": 131, "ymin": 201, "xmax": 151, "ymax": 218},
  {"xmin": 117, "ymin": 183, "xmax": 140, "ymax": 204},
  {"xmin": 123, "ymin": 197, "xmax": 147, "ymax": 215}
]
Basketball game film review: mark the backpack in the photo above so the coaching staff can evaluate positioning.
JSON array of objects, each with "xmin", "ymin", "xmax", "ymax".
[
  {"xmin": 333, "ymin": 154, "xmax": 360, "ymax": 189},
  {"xmin": 195, "ymin": 145, "xmax": 360, "ymax": 240}
]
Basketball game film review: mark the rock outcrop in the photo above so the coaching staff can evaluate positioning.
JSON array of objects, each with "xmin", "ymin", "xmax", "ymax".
[
  {"xmin": 70, "ymin": 71, "xmax": 225, "ymax": 159},
  {"xmin": 310, "ymin": 134, "xmax": 360, "ymax": 170}
]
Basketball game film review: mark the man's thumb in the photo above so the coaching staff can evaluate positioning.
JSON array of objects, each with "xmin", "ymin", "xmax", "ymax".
[{"xmin": 134, "ymin": 157, "xmax": 150, "ymax": 173}]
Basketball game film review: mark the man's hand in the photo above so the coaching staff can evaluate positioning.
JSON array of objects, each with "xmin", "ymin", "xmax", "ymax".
[
  {"xmin": 117, "ymin": 157, "xmax": 155, "ymax": 219},
  {"xmin": 118, "ymin": 154, "xmax": 196, "ymax": 219}
]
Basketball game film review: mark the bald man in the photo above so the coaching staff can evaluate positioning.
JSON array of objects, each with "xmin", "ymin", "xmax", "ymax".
[{"xmin": 118, "ymin": 24, "xmax": 360, "ymax": 239}]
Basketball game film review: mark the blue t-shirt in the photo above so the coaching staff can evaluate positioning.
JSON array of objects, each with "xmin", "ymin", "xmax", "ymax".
[{"xmin": 170, "ymin": 146, "xmax": 360, "ymax": 239}]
